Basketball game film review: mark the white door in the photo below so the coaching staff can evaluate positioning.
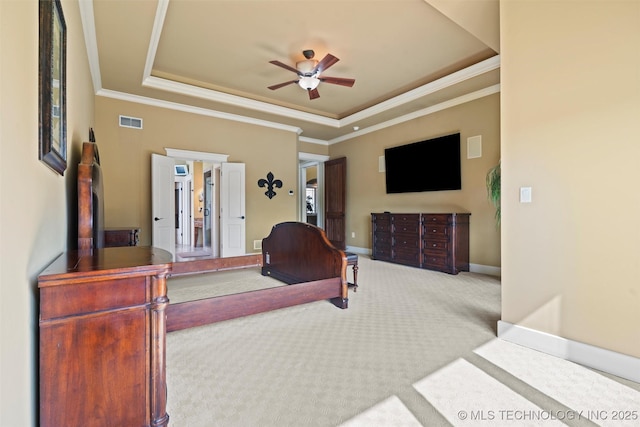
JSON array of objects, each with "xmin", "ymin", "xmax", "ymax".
[
  {"xmin": 151, "ymin": 154, "xmax": 176, "ymax": 259},
  {"xmin": 220, "ymin": 162, "xmax": 245, "ymax": 257}
]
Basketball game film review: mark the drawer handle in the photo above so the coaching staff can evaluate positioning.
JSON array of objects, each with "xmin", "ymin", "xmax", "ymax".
[
  {"xmin": 433, "ymin": 243, "xmax": 437, "ymax": 247},
  {"xmin": 432, "ymin": 229, "xmax": 437, "ymax": 233}
]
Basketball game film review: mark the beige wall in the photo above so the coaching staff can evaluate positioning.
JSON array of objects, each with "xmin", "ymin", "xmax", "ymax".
[
  {"xmin": 329, "ymin": 94, "xmax": 501, "ymax": 268},
  {"xmin": 501, "ymin": 1, "xmax": 640, "ymax": 357},
  {"xmin": 299, "ymin": 140, "xmax": 329, "ymax": 157},
  {"xmin": 0, "ymin": 1, "xmax": 95, "ymax": 425},
  {"xmin": 95, "ymin": 97, "xmax": 300, "ymax": 250}
]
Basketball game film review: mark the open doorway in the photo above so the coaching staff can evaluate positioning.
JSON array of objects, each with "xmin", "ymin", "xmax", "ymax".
[
  {"xmin": 299, "ymin": 153, "xmax": 329, "ymax": 228},
  {"xmin": 173, "ymin": 160, "xmax": 218, "ymax": 259},
  {"xmin": 304, "ymin": 167, "xmax": 318, "ymax": 226},
  {"xmin": 153, "ymin": 148, "xmax": 246, "ymax": 260},
  {"xmin": 154, "ymin": 148, "xmax": 232, "ymax": 261}
]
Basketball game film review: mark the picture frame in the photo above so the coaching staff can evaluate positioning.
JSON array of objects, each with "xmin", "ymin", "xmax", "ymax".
[{"xmin": 39, "ymin": 0, "xmax": 67, "ymax": 175}]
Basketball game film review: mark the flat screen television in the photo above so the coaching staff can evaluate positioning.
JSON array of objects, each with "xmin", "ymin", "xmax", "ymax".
[{"xmin": 384, "ymin": 133, "xmax": 461, "ymax": 193}]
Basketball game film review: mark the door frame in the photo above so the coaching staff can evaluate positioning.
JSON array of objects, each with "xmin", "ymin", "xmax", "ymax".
[
  {"xmin": 165, "ymin": 148, "xmax": 229, "ymax": 255},
  {"xmin": 299, "ymin": 152, "xmax": 329, "ymax": 228},
  {"xmin": 174, "ymin": 177, "xmax": 192, "ymax": 245}
]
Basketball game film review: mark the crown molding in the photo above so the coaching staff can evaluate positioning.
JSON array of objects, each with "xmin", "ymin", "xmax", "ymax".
[
  {"xmin": 143, "ymin": 0, "xmax": 170, "ymax": 81},
  {"xmin": 328, "ymin": 84, "xmax": 501, "ymax": 145},
  {"xmin": 96, "ymin": 89, "xmax": 303, "ymax": 135},
  {"xmin": 142, "ymin": 76, "xmax": 338, "ymax": 128},
  {"xmin": 78, "ymin": 0, "xmax": 102, "ymax": 93},
  {"xmin": 298, "ymin": 153, "xmax": 330, "ymax": 162},
  {"xmin": 338, "ymin": 55, "xmax": 500, "ymax": 128},
  {"xmin": 299, "ymin": 136, "xmax": 330, "ymax": 146}
]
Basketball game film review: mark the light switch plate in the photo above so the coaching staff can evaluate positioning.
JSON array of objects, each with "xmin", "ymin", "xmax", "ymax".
[{"xmin": 520, "ymin": 187, "xmax": 532, "ymax": 203}]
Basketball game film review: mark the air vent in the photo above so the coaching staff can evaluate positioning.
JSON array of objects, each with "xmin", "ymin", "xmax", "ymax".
[{"xmin": 119, "ymin": 115, "xmax": 143, "ymax": 129}]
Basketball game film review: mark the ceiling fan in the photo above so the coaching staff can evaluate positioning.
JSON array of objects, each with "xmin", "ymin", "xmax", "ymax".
[{"xmin": 268, "ymin": 49, "xmax": 355, "ymax": 100}]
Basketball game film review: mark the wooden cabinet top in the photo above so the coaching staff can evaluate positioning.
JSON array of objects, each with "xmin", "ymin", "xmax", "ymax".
[
  {"xmin": 372, "ymin": 212, "xmax": 470, "ymax": 215},
  {"xmin": 38, "ymin": 246, "xmax": 173, "ymax": 287}
]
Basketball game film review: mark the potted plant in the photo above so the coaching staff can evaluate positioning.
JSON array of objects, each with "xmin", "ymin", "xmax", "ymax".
[{"xmin": 486, "ymin": 162, "xmax": 501, "ymax": 225}]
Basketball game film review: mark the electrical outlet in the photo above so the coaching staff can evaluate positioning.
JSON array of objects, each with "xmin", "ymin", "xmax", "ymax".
[{"xmin": 351, "ymin": 232, "xmax": 355, "ymax": 238}]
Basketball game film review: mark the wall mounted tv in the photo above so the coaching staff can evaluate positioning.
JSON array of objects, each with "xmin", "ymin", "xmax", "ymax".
[{"xmin": 384, "ymin": 133, "xmax": 461, "ymax": 194}]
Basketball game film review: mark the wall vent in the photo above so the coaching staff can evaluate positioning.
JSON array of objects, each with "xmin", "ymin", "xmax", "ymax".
[{"xmin": 119, "ymin": 115, "xmax": 143, "ymax": 129}]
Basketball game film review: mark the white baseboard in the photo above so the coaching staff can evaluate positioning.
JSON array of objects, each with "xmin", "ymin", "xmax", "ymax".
[
  {"xmin": 469, "ymin": 263, "xmax": 501, "ymax": 277},
  {"xmin": 345, "ymin": 246, "xmax": 371, "ymax": 255},
  {"xmin": 348, "ymin": 248, "xmax": 501, "ymax": 277},
  {"xmin": 498, "ymin": 321, "xmax": 640, "ymax": 383}
]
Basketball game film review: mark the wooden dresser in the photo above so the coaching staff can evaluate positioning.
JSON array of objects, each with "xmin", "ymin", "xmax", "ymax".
[
  {"xmin": 104, "ymin": 227, "xmax": 140, "ymax": 247},
  {"xmin": 38, "ymin": 246, "xmax": 173, "ymax": 427},
  {"xmin": 371, "ymin": 212, "xmax": 470, "ymax": 274}
]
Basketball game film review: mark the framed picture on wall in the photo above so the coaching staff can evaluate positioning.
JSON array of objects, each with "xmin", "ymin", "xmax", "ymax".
[{"xmin": 39, "ymin": 0, "xmax": 67, "ymax": 175}]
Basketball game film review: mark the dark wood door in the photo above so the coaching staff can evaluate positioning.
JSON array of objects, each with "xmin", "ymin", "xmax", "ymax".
[{"xmin": 324, "ymin": 157, "xmax": 346, "ymax": 250}]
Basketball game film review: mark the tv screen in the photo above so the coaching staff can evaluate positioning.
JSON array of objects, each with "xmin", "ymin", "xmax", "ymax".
[{"xmin": 384, "ymin": 133, "xmax": 461, "ymax": 193}]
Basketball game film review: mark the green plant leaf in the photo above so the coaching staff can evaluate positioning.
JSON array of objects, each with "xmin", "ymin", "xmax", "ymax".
[{"xmin": 486, "ymin": 162, "xmax": 501, "ymax": 225}]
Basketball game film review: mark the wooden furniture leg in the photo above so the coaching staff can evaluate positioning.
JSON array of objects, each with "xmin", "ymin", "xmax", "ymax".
[{"xmin": 345, "ymin": 252, "xmax": 358, "ymax": 291}]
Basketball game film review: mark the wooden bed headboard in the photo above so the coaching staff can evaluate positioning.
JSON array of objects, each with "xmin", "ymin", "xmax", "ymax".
[{"xmin": 77, "ymin": 142, "xmax": 105, "ymax": 250}]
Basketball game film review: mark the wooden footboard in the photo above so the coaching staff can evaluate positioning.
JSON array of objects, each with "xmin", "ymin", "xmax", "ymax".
[
  {"xmin": 262, "ymin": 222, "xmax": 347, "ymax": 286},
  {"xmin": 166, "ymin": 222, "xmax": 348, "ymax": 332}
]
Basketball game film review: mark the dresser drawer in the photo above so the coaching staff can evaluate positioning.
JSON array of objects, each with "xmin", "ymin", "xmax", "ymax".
[
  {"xmin": 423, "ymin": 214, "xmax": 450, "ymax": 224},
  {"xmin": 373, "ymin": 218, "xmax": 391, "ymax": 233},
  {"xmin": 393, "ymin": 233, "xmax": 420, "ymax": 250},
  {"xmin": 423, "ymin": 224, "xmax": 450, "ymax": 239},
  {"xmin": 40, "ymin": 276, "xmax": 147, "ymax": 320},
  {"xmin": 423, "ymin": 252, "xmax": 449, "ymax": 269},
  {"xmin": 393, "ymin": 248, "xmax": 421, "ymax": 266},
  {"xmin": 373, "ymin": 221, "xmax": 391, "ymax": 233},
  {"xmin": 392, "ymin": 214, "xmax": 420, "ymax": 234},
  {"xmin": 423, "ymin": 239, "xmax": 449, "ymax": 253},
  {"xmin": 374, "ymin": 232, "xmax": 392, "ymax": 247},
  {"xmin": 373, "ymin": 245, "xmax": 392, "ymax": 260}
]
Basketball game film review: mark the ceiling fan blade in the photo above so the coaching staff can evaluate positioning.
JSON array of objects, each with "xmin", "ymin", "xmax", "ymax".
[
  {"xmin": 269, "ymin": 60, "xmax": 300, "ymax": 75},
  {"xmin": 319, "ymin": 76, "xmax": 355, "ymax": 87},
  {"xmin": 312, "ymin": 54, "xmax": 339, "ymax": 74},
  {"xmin": 308, "ymin": 88, "xmax": 320, "ymax": 100},
  {"xmin": 268, "ymin": 80, "xmax": 299, "ymax": 90}
]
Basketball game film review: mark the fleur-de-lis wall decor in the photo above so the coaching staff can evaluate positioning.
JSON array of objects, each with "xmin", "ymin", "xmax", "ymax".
[{"xmin": 257, "ymin": 172, "xmax": 283, "ymax": 199}]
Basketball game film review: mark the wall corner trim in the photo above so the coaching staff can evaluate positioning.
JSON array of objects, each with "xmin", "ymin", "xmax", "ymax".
[{"xmin": 497, "ymin": 321, "xmax": 640, "ymax": 383}]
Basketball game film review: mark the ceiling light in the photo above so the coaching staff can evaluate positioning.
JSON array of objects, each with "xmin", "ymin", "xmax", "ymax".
[{"xmin": 298, "ymin": 76, "xmax": 320, "ymax": 91}]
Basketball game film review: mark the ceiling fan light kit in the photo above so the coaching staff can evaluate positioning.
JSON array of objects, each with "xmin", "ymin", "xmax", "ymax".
[
  {"xmin": 298, "ymin": 76, "xmax": 320, "ymax": 91},
  {"xmin": 268, "ymin": 49, "xmax": 355, "ymax": 100}
]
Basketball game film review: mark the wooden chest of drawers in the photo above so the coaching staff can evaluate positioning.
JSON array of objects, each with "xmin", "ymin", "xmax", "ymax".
[
  {"xmin": 371, "ymin": 212, "xmax": 470, "ymax": 274},
  {"xmin": 38, "ymin": 247, "xmax": 173, "ymax": 427}
]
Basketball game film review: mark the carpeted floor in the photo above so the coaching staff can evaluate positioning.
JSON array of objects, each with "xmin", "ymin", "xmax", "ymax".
[{"xmin": 166, "ymin": 256, "xmax": 640, "ymax": 426}]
